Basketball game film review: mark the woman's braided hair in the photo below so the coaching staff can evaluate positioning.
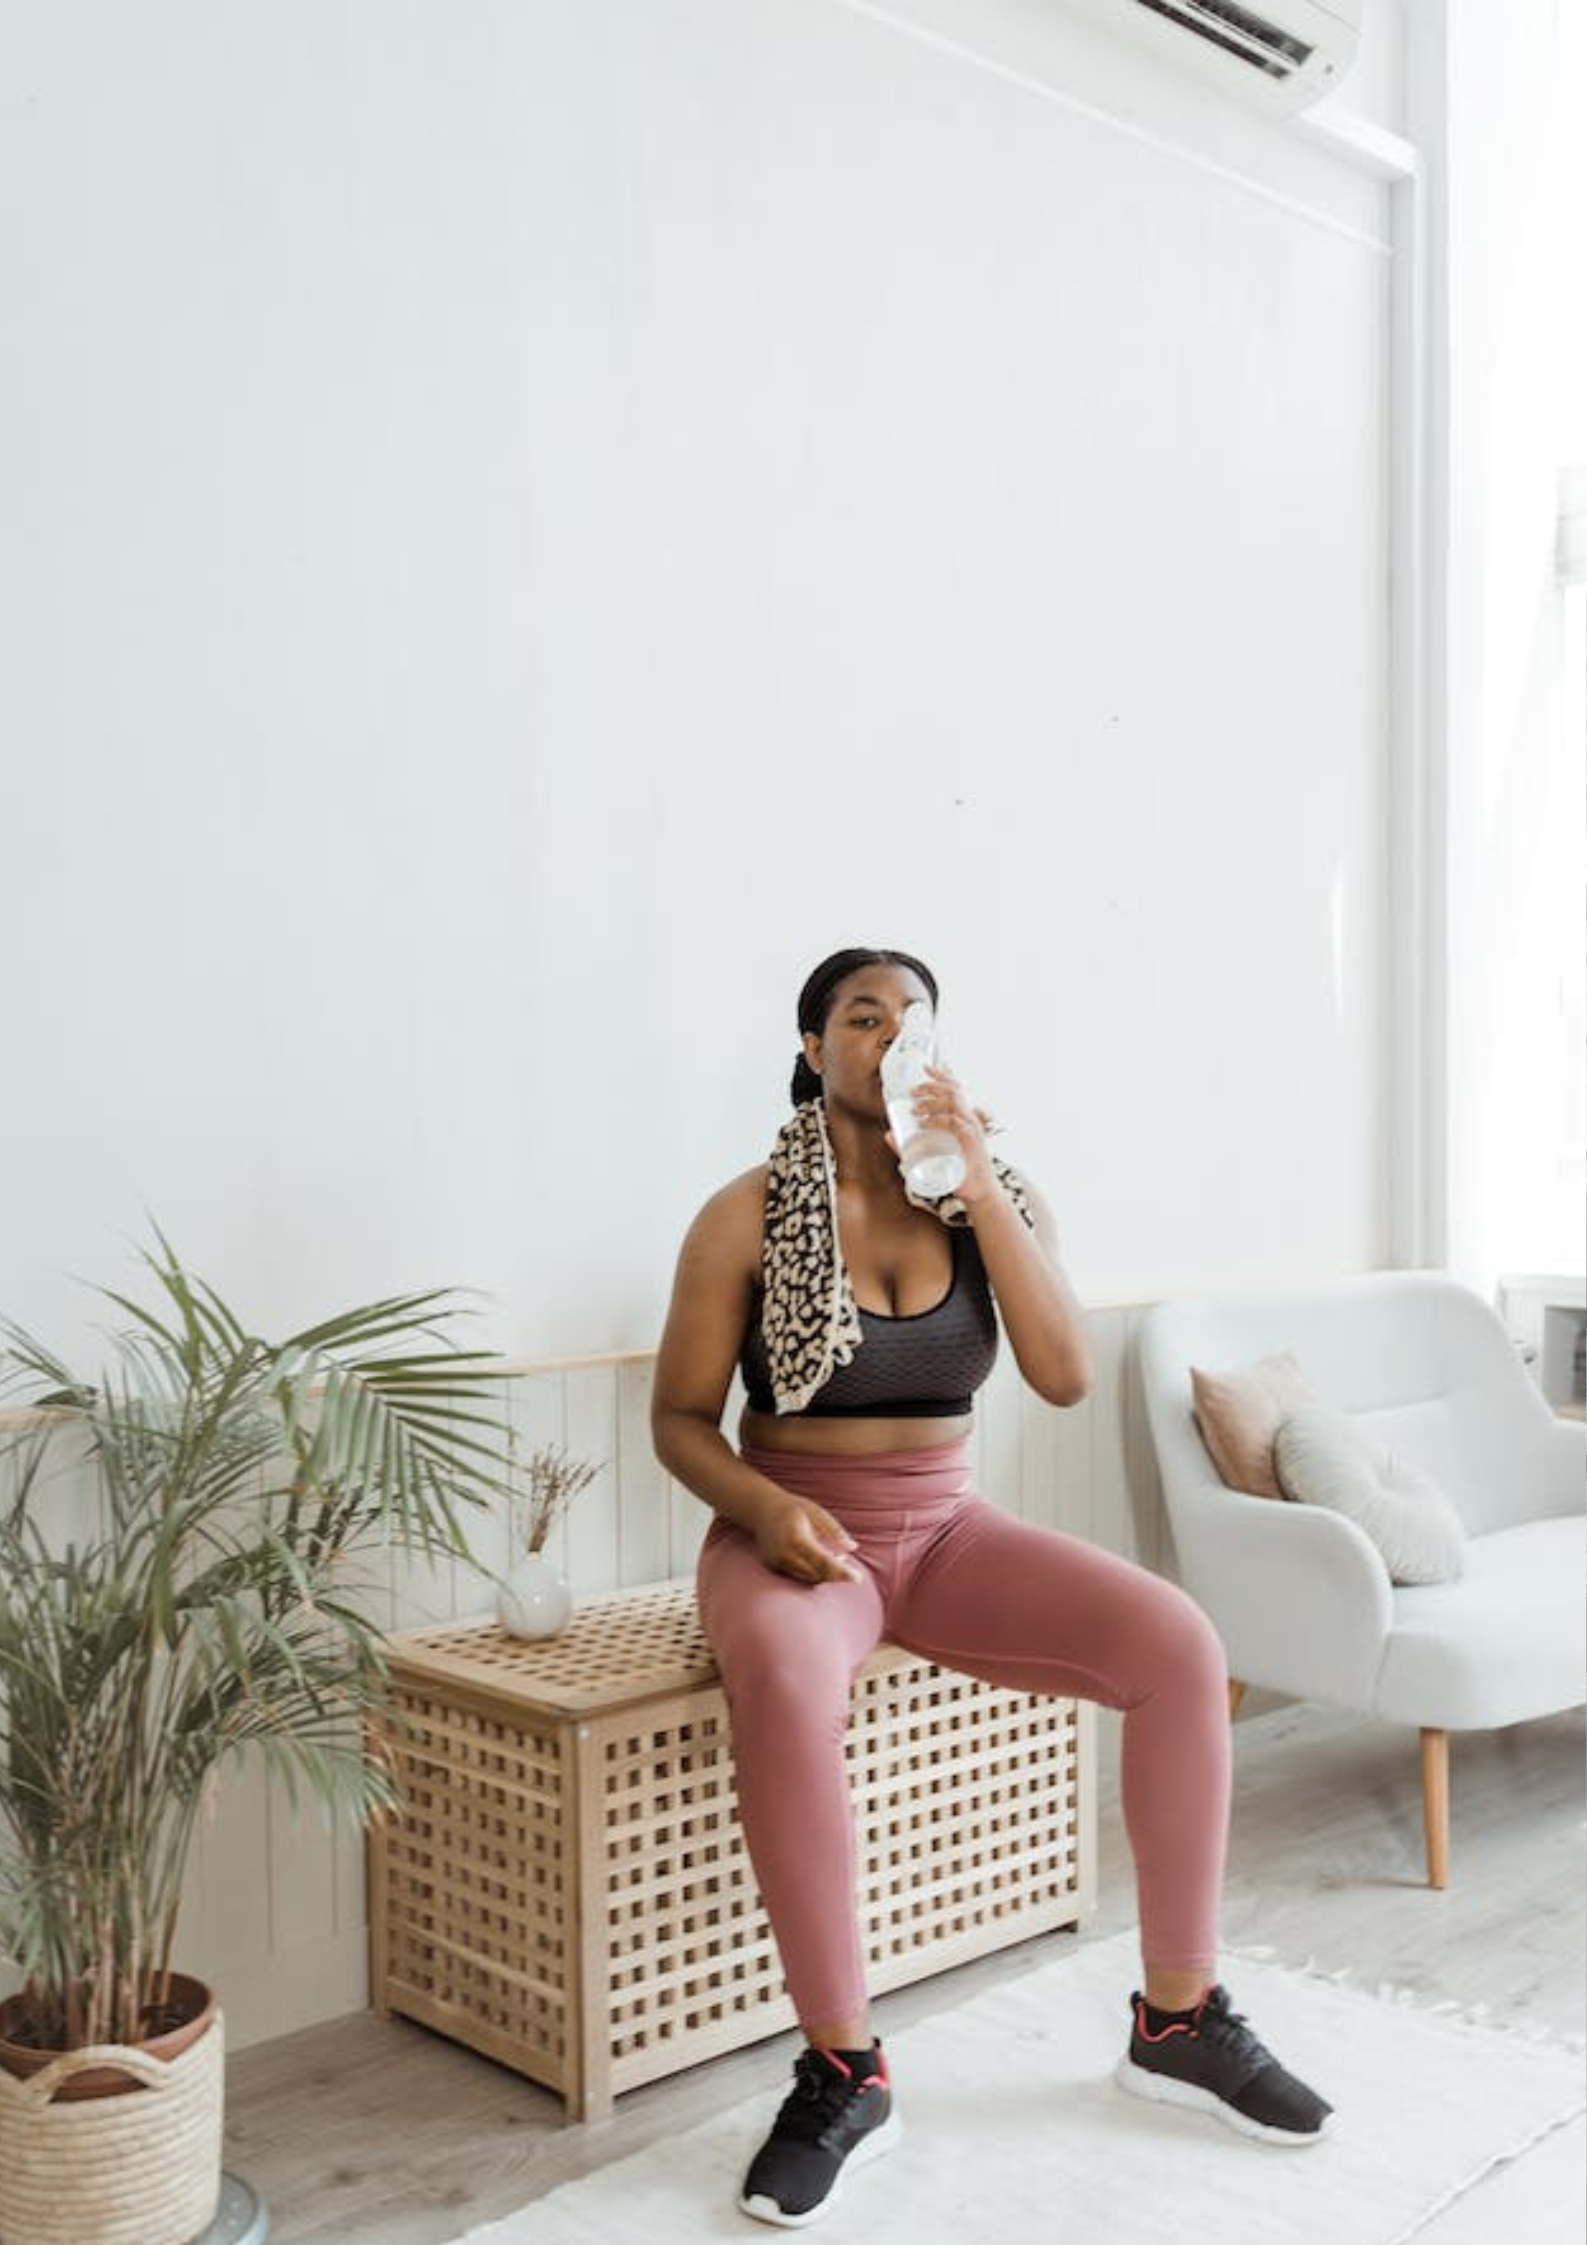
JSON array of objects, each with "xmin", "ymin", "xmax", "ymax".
[{"xmin": 790, "ymin": 947, "xmax": 940, "ymax": 1106}]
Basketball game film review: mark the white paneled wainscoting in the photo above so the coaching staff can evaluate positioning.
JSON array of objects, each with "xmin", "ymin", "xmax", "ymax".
[{"xmin": 184, "ymin": 1299, "xmax": 1167, "ymax": 2051}]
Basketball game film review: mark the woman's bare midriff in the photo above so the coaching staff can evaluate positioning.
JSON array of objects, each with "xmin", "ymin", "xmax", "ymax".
[{"xmin": 738, "ymin": 1405, "xmax": 973, "ymax": 1456}]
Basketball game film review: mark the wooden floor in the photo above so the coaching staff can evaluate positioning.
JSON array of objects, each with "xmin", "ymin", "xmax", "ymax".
[{"xmin": 225, "ymin": 1701, "xmax": 1587, "ymax": 2244}]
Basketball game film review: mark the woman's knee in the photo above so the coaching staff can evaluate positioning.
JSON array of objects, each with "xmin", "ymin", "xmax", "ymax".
[
  {"xmin": 1120, "ymin": 1580, "xmax": 1227, "ymax": 1708},
  {"xmin": 1156, "ymin": 1585, "xmax": 1228, "ymax": 1696},
  {"xmin": 714, "ymin": 1632, "xmax": 855, "ymax": 1744}
]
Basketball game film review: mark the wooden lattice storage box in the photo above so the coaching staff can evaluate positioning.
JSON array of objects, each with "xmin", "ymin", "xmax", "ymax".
[{"xmin": 368, "ymin": 1582, "xmax": 1094, "ymax": 2118}]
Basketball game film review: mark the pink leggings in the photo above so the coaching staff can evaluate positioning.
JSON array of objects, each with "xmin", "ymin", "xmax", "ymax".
[{"xmin": 697, "ymin": 1439, "xmax": 1230, "ymax": 2031}]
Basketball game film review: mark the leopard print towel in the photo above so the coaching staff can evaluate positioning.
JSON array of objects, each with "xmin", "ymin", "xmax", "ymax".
[{"xmin": 759, "ymin": 1099, "xmax": 1035, "ymax": 1414}]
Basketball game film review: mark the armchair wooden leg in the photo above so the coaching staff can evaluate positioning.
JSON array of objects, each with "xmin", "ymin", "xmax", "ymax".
[
  {"xmin": 1227, "ymin": 1678, "xmax": 1247, "ymax": 1720},
  {"xmin": 1421, "ymin": 1727, "xmax": 1450, "ymax": 1889}
]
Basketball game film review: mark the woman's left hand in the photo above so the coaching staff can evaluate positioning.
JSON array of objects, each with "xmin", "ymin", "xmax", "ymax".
[{"xmin": 895, "ymin": 1063, "xmax": 1000, "ymax": 1204}]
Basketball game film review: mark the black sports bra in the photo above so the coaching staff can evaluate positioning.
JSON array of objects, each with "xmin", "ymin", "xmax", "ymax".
[{"xmin": 740, "ymin": 1227, "xmax": 999, "ymax": 1418}]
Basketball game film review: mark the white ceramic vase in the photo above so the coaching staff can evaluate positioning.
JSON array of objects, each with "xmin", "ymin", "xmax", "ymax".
[{"xmin": 497, "ymin": 1552, "xmax": 574, "ymax": 1641}]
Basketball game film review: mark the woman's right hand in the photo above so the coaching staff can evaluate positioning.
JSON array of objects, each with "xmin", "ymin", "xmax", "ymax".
[{"xmin": 754, "ymin": 1493, "xmax": 864, "ymax": 1586}]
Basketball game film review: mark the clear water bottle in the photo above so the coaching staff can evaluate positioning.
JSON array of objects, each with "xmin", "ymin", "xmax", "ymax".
[{"xmin": 881, "ymin": 1000, "xmax": 967, "ymax": 1199}]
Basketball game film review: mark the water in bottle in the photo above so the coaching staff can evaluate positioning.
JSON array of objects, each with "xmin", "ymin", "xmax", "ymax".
[{"xmin": 881, "ymin": 1000, "xmax": 967, "ymax": 1198}]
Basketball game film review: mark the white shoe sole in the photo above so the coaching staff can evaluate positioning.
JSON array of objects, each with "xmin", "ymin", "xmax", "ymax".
[
  {"xmin": 738, "ymin": 2109, "xmax": 905, "ymax": 2228},
  {"xmin": 1115, "ymin": 2057, "xmax": 1332, "ymax": 2147}
]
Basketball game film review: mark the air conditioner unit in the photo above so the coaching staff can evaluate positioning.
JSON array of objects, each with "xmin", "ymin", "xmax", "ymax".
[{"xmin": 1058, "ymin": 0, "xmax": 1362, "ymax": 113}]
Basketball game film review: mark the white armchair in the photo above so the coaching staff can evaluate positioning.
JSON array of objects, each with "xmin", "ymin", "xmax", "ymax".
[{"xmin": 1137, "ymin": 1272, "xmax": 1586, "ymax": 1886}]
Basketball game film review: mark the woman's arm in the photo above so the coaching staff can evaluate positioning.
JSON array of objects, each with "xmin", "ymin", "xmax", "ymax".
[
  {"xmin": 910, "ymin": 1067, "xmax": 1092, "ymax": 1408},
  {"xmin": 651, "ymin": 1171, "xmax": 862, "ymax": 1585},
  {"xmin": 966, "ymin": 1180, "xmax": 1092, "ymax": 1406}
]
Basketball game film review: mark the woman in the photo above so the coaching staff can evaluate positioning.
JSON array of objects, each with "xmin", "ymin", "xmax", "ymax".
[{"xmin": 652, "ymin": 947, "xmax": 1330, "ymax": 2229}]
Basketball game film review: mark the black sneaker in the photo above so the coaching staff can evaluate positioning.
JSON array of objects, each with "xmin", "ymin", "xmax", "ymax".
[
  {"xmin": 738, "ymin": 2041, "xmax": 902, "ymax": 2227},
  {"xmin": 1115, "ymin": 1985, "xmax": 1333, "ymax": 2146}
]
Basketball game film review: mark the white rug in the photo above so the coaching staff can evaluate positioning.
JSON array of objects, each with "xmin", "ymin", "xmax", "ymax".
[{"xmin": 454, "ymin": 1932, "xmax": 1586, "ymax": 2245}]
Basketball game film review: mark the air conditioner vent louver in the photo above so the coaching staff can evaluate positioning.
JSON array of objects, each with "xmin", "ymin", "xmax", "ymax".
[
  {"xmin": 1133, "ymin": 0, "xmax": 1312, "ymax": 78},
  {"xmin": 1055, "ymin": 0, "xmax": 1360, "ymax": 113}
]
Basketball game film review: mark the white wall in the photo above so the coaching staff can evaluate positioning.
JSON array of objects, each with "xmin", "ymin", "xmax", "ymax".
[
  {"xmin": 1421, "ymin": 0, "xmax": 1587, "ymax": 1293},
  {"xmin": 1, "ymin": 0, "xmax": 1395, "ymax": 1362}
]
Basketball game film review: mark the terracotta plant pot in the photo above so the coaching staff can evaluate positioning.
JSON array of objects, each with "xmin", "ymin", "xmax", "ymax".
[{"xmin": 0, "ymin": 1973, "xmax": 217, "ymax": 2102}]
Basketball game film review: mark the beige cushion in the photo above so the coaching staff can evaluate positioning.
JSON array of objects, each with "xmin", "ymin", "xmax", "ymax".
[
  {"xmin": 1274, "ymin": 1406, "xmax": 1468, "ymax": 1585},
  {"xmin": 1190, "ymin": 1351, "xmax": 1313, "ymax": 1497}
]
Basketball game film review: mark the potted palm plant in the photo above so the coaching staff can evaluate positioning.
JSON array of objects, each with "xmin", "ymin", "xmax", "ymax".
[{"xmin": 0, "ymin": 1232, "xmax": 514, "ymax": 2245}]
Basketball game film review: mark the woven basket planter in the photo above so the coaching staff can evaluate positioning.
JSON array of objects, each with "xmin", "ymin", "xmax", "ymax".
[{"xmin": 0, "ymin": 2003, "xmax": 223, "ymax": 2245}]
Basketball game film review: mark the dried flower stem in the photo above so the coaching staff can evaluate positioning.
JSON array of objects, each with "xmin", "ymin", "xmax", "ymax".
[{"xmin": 515, "ymin": 1443, "xmax": 600, "ymax": 1555}]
